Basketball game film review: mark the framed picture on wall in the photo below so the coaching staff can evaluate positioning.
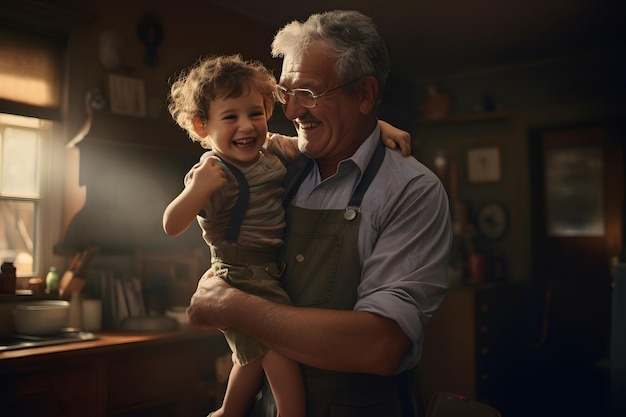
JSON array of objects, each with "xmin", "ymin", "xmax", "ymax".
[
  {"xmin": 108, "ymin": 74, "xmax": 147, "ymax": 117},
  {"xmin": 467, "ymin": 146, "xmax": 501, "ymax": 183}
]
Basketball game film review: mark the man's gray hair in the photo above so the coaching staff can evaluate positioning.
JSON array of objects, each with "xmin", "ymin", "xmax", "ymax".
[{"xmin": 271, "ymin": 10, "xmax": 390, "ymax": 102}]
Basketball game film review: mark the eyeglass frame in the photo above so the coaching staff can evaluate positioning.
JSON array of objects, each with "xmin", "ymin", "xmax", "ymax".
[{"xmin": 274, "ymin": 78, "xmax": 361, "ymax": 108}]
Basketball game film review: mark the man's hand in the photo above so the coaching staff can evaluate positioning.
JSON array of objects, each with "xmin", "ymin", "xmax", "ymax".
[{"xmin": 186, "ymin": 268, "xmax": 235, "ymax": 330}]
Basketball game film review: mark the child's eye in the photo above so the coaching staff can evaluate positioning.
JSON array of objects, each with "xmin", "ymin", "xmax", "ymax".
[
  {"xmin": 223, "ymin": 114, "xmax": 237, "ymax": 120},
  {"xmin": 251, "ymin": 111, "xmax": 265, "ymax": 118}
]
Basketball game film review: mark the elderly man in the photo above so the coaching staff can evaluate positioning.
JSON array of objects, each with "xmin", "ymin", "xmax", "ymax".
[{"xmin": 187, "ymin": 10, "xmax": 452, "ymax": 417}]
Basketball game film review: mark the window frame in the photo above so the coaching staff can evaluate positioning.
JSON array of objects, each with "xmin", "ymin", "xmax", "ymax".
[{"xmin": 0, "ymin": 114, "xmax": 64, "ymax": 284}]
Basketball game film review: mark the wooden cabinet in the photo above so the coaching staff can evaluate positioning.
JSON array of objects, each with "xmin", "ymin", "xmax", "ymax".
[
  {"xmin": 0, "ymin": 329, "xmax": 229, "ymax": 417},
  {"xmin": 0, "ymin": 358, "xmax": 103, "ymax": 417},
  {"xmin": 417, "ymin": 283, "xmax": 527, "ymax": 407}
]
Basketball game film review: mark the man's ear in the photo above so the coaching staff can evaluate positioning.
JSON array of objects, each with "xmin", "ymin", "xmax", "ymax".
[
  {"xmin": 192, "ymin": 117, "xmax": 208, "ymax": 137},
  {"xmin": 358, "ymin": 76, "xmax": 379, "ymax": 114}
]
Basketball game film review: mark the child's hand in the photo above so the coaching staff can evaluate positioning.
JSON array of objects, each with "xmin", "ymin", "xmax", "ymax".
[
  {"xmin": 379, "ymin": 120, "xmax": 411, "ymax": 156},
  {"xmin": 188, "ymin": 156, "xmax": 228, "ymax": 197}
]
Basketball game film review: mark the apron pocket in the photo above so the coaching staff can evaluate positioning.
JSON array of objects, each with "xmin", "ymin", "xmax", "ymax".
[{"xmin": 282, "ymin": 232, "xmax": 343, "ymax": 306}]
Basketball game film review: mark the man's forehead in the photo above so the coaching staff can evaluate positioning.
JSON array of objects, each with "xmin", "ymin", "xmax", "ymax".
[{"xmin": 279, "ymin": 44, "xmax": 336, "ymax": 85}]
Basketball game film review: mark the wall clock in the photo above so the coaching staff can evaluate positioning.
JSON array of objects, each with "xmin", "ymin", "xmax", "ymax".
[{"xmin": 477, "ymin": 202, "xmax": 508, "ymax": 240}]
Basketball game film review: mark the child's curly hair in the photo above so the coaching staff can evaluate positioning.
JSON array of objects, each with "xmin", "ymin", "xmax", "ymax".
[{"xmin": 168, "ymin": 54, "xmax": 278, "ymax": 149}]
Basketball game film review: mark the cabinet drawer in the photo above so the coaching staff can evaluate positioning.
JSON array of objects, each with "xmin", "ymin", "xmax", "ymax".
[{"xmin": 0, "ymin": 360, "xmax": 103, "ymax": 417}]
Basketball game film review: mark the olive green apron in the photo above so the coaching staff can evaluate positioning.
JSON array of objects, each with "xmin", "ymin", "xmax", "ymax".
[{"xmin": 250, "ymin": 142, "xmax": 420, "ymax": 417}]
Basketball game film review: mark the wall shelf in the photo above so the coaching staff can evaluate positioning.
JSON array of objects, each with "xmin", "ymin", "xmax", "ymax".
[{"xmin": 418, "ymin": 111, "xmax": 514, "ymax": 125}]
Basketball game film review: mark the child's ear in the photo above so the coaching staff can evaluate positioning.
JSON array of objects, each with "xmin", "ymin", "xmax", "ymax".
[{"xmin": 192, "ymin": 117, "xmax": 208, "ymax": 137}]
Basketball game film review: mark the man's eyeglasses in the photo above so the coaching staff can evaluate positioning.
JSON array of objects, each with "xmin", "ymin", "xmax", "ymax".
[{"xmin": 274, "ymin": 78, "xmax": 360, "ymax": 108}]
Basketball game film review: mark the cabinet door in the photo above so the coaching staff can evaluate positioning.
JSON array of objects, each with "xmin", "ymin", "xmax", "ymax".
[
  {"xmin": 0, "ymin": 360, "xmax": 103, "ymax": 417},
  {"xmin": 107, "ymin": 338, "xmax": 223, "ymax": 417},
  {"xmin": 418, "ymin": 288, "xmax": 477, "ymax": 400}
]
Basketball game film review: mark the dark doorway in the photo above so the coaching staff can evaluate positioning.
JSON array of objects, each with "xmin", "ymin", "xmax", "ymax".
[{"xmin": 521, "ymin": 122, "xmax": 624, "ymax": 417}]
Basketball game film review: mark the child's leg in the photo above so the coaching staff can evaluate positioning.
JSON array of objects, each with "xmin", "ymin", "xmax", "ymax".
[
  {"xmin": 262, "ymin": 350, "xmax": 306, "ymax": 417},
  {"xmin": 212, "ymin": 358, "xmax": 264, "ymax": 417}
]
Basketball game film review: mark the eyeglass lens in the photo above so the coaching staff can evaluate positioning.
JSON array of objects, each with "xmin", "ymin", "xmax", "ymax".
[
  {"xmin": 275, "ymin": 88, "xmax": 316, "ymax": 108},
  {"xmin": 276, "ymin": 78, "xmax": 359, "ymax": 108}
]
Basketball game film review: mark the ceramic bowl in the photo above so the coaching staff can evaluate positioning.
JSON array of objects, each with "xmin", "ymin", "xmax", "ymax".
[{"xmin": 13, "ymin": 300, "xmax": 70, "ymax": 335}]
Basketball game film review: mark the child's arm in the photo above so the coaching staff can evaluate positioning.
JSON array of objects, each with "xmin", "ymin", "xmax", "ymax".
[
  {"xmin": 163, "ymin": 156, "xmax": 227, "ymax": 236},
  {"xmin": 379, "ymin": 120, "xmax": 411, "ymax": 156},
  {"xmin": 266, "ymin": 120, "xmax": 411, "ymax": 159}
]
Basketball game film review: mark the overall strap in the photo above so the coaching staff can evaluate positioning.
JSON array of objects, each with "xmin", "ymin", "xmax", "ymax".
[{"xmin": 219, "ymin": 158, "xmax": 250, "ymax": 243}]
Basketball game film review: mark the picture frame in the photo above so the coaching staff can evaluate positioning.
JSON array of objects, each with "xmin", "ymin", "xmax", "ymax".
[
  {"xmin": 108, "ymin": 74, "xmax": 147, "ymax": 117},
  {"xmin": 467, "ymin": 146, "xmax": 501, "ymax": 183}
]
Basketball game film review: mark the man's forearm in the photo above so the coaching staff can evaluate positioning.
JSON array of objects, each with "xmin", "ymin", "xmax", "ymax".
[{"xmin": 216, "ymin": 288, "xmax": 411, "ymax": 375}]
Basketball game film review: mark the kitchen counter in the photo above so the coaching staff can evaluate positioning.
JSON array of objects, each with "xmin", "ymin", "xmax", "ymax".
[
  {"xmin": 0, "ymin": 327, "xmax": 230, "ymax": 417},
  {"xmin": 0, "ymin": 326, "xmax": 222, "ymax": 362}
]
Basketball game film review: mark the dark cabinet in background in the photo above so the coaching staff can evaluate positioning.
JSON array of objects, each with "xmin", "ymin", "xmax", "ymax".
[
  {"xmin": 0, "ymin": 329, "xmax": 229, "ymax": 417},
  {"xmin": 417, "ymin": 283, "xmax": 527, "ymax": 409}
]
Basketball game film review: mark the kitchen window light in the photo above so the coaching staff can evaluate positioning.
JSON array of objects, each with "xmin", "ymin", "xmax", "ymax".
[
  {"xmin": 0, "ymin": 113, "xmax": 52, "ymax": 279},
  {"xmin": 0, "ymin": 25, "xmax": 65, "ymax": 287}
]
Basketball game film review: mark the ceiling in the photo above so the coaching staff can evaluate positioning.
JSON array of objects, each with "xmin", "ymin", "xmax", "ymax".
[{"xmin": 209, "ymin": 0, "xmax": 623, "ymax": 81}]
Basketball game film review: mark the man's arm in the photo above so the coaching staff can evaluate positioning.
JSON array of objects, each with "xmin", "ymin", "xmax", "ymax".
[{"xmin": 187, "ymin": 275, "xmax": 411, "ymax": 376}]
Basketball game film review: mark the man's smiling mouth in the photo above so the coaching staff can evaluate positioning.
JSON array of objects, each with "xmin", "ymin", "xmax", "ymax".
[{"xmin": 297, "ymin": 120, "xmax": 321, "ymax": 129}]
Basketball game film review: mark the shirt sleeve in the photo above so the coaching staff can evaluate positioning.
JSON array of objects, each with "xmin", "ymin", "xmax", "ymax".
[{"xmin": 354, "ymin": 156, "xmax": 452, "ymax": 372}]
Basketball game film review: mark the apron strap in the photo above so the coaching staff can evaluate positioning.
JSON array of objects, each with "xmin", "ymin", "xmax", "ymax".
[
  {"xmin": 282, "ymin": 153, "xmax": 313, "ymax": 208},
  {"xmin": 348, "ymin": 141, "xmax": 385, "ymax": 209},
  {"xmin": 282, "ymin": 141, "xmax": 386, "ymax": 211}
]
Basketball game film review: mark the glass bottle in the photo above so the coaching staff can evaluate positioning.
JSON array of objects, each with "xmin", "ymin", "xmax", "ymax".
[{"xmin": 46, "ymin": 266, "xmax": 60, "ymax": 294}]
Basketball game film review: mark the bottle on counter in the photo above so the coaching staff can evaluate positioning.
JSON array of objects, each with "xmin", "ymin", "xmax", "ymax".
[
  {"xmin": 0, "ymin": 262, "xmax": 17, "ymax": 294},
  {"xmin": 46, "ymin": 266, "xmax": 60, "ymax": 294}
]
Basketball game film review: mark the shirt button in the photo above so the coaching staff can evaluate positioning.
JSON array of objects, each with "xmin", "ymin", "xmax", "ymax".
[{"xmin": 295, "ymin": 254, "xmax": 305, "ymax": 262}]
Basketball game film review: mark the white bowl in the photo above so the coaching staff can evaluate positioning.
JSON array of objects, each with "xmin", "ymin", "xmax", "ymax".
[{"xmin": 13, "ymin": 300, "xmax": 70, "ymax": 335}]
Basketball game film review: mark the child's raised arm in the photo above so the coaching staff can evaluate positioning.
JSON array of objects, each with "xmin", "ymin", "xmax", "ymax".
[
  {"xmin": 266, "ymin": 120, "xmax": 412, "ymax": 159},
  {"xmin": 163, "ymin": 156, "xmax": 227, "ymax": 236}
]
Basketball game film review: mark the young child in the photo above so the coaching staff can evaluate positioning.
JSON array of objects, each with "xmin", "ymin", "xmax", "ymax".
[{"xmin": 163, "ymin": 54, "xmax": 410, "ymax": 417}]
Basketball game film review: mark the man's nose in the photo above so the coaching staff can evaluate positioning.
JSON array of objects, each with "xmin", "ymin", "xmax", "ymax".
[{"xmin": 282, "ymin": 99, "xmax": 307, "ymax": 121}]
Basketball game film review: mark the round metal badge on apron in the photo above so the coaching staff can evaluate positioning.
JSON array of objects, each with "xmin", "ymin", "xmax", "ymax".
[{"xmin": 276, "ymin": 142, "xmax": 419, "ymax": 417}]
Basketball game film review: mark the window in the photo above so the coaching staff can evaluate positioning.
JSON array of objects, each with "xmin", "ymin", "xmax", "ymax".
[
  {"xmin": 0, "ymin": 114, "xmax": 52, "ymax": 277},
  {"xmin": 0, "ymin": 26, "xmax": 65, "ymax": 284}
]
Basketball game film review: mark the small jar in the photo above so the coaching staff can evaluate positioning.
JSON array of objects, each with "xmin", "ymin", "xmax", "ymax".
[
  {"xmin": 28, "ymin": 277, "xmax": 46, "ymax": 294},
  {"xmin": 0, "ymin": 262, "xmax": 17, "ymax": 294}
]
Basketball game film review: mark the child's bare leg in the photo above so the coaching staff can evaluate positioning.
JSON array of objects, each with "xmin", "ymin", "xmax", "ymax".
[
  {"xmin": 262, "ymin": 350, "xmax": 306, "ymax": 417},
  {"xmin": 211, "ymin": 358, "xmax": 264, "ymax": 417}
]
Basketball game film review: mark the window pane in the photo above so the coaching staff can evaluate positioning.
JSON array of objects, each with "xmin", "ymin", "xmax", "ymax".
[
  {"xmin": 0, "ymin": 200, "xmax": 36, "ymax": 276},
  {"xmin": 545, "ymin": 147, "xmax": 605, "ymax": 236},
  {"xmin": 1, "ymin": 127, "xmax": 40, "ymax": 197}
]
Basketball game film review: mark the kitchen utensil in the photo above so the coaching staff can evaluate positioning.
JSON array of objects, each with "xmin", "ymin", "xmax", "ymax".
[{"xmin": 13, "ymin": 300, "xmax": 70, "ymax": 335}]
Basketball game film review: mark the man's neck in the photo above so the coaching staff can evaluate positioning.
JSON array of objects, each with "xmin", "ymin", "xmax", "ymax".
[{"xmin": 316, "ymin": 122, "xmax": 378, "ymax": 180}]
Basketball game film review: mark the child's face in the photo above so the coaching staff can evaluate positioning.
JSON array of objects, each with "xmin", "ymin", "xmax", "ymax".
[{"xmin": 204, "ymin": 90, "xmax": 268, "ymax": 168}]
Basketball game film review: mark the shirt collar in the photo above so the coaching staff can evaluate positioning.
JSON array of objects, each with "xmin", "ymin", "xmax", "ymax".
[{"xmin": 344, "ymin": 121, "xmax": 381, "ymax": 176}]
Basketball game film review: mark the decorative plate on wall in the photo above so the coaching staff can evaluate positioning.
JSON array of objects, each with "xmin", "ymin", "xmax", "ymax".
[{"xmin": 477, "ymin": 202, "xmax": 508, "ymax": 240}]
